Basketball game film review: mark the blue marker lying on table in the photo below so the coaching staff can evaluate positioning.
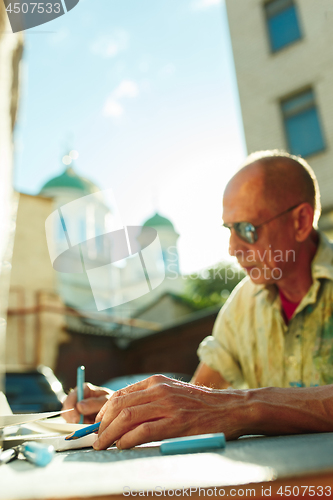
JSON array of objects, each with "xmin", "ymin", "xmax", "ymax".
[{"xmin": 160, "ymin": 433, "xmax": 226, "ymax": 455}]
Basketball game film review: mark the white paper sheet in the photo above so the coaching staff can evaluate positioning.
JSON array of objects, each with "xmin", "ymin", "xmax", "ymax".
[
  {"xmin": 3, "ymin": 432, "xmax": 97, "ymax": 451},
  {"xmin": 0, "ymin": 392, "xmax": 94, "ymax": 451},
  {"xmin": 0, "ymin": 409, "xmax": 73, "ymax": 429},
  {"xmin": 34, "ymin": 416, "xmax": 85, "ymax": 433},
  {"xmin": 0, "ymin": 448, "xmax": 273, "ymax": 500},
  {"xmin": 0, "ymin": 392, "xmax": 12, "ymax": 415}
]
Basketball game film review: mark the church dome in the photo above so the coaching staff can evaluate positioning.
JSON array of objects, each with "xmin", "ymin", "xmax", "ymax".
[
  {"xmin": 40, "ymin": 166, "xmax": 99, "ymax": 195},
  {"xmin": 143, "ymin": 212, "xmax": 175, "ymax": 230}
]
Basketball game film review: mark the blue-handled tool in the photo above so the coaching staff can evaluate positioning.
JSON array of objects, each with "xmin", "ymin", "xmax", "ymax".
[
  {"xmin": 160, "ymin": 433, "xmax": 226, "ymax": 455},
  {"xmin": 0, "ymin": 442, "xmax": 55, "ymax": 467},
  {"xmin": 21, "ymin": 442, "xmax": 55, "ymax": 467},
  {"xmin": 77, "ymin": 365, "xmax": 85, "ymax": 424}
]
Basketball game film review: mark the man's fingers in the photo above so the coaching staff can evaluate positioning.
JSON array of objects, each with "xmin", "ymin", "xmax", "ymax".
[
  {"xmin": 84, "ymin": 383, "xmax": 112, "ymax": 399},
  {"xmin": 62, "ymin": 383, "xmax": 112, "ymax": 423},
  {"xmin": 95, "ymin": 376, "xmax": 181, "ymax": 423},
  {"xmin": 62, "ymin": 389, "xmax": 77, "ymax": 408},
  {"xmin": 94, "ymin": 402, "xmax": 168, "ymax": 450},
  {"xmin": 116, "ymin": 418, "xmax": 175, "ymax": 450},
  {"xmin": 96, "ymin": 380, "xmax": 171, "ymax": 426},
  {"xmin": 110, "ymin": 375, "xmax": 176, "ymax": 399},
  {"xmin": 62, "ymin": 389, "xmax": 79, "ymax": 422},
  {"xmin": 63, "ymin": 407, "xmax": 81, "ymax": 423},
  {"xmin": 77, "ymin": 397, "xmax": 108, "ymax": 416},
  {"xmin": 96, "ymin": 387, "xmax": 150, "ymax": 423},
  {"xmin": 66, "ymin": 383, "xmax": 112, "ymax": 404}
]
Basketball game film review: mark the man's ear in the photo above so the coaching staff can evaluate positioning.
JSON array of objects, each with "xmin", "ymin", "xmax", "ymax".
[{"xmin": 293, "ymin": 203, "xmax": 314, "ymax": 242}]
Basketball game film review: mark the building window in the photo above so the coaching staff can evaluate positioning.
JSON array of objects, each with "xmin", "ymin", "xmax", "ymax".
[
  {"xmin": 281, "ymin": 89, "xmax": 325, "ymax": 158},
  {"xmin": 265, "ymin": 0, "xmax": 302, "ymax": 52}
]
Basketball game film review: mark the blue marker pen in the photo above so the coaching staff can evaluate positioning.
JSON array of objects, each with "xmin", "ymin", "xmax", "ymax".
[
  {"xmin": 77, "ymin": 365, "xmax": 85, "ymax": 424},
  {"xmin": 160, "ymin": 433, "xmax": 226, "ymax": 455}
]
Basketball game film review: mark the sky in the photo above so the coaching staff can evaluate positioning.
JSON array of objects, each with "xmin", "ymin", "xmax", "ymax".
[{"xmin": 14, "ymin": 0, "xmax": 247, "ymax": 274}]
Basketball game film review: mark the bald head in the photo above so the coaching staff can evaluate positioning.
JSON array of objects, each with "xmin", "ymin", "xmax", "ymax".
[{"xmin": 226, "ymin": 150, "xmax": 321, "ymax": 226}]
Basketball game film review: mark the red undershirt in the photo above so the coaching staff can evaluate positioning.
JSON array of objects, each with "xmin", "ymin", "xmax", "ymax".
[{"xmin": 279, "ymin": 289, "xmax": 300, "ymax": 324}]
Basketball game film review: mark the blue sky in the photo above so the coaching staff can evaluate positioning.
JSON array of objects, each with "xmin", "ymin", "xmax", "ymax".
[{"xmin": 14, "ymin": 0, "xmax": 246, "ymax": 273}]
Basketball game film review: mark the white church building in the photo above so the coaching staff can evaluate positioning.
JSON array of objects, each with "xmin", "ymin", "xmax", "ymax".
[{"xmin": 39, "ymin": 164, "xmax": 186, "ymax": 335}]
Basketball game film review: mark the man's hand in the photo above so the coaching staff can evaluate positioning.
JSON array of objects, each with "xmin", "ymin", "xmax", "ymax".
[
  {"xmin": 62, "ymin": 383, "xmax": 113, "ymax": 424},
  {"xmin": 93, "ymin": 375, "xmax": 250, "ymax": 450}
]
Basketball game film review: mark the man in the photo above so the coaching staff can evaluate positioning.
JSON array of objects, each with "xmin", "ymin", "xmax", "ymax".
[
  {"xmin": 63, "ymin": 150, "xmax": 333, "ymax": 450},
  {"xmin": 192, "ymin": 149, "xmax": 333, "ymax": 390}
]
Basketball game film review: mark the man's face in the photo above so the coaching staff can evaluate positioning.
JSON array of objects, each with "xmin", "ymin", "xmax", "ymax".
[{"xmin": 222, "ymin": 169, "xmax": 296, "ymax": 285}]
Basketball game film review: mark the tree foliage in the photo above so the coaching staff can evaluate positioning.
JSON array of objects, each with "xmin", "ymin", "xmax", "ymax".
[{"xmin": 182, "ymin": 261, "xmax": 245, "ymax": 310}]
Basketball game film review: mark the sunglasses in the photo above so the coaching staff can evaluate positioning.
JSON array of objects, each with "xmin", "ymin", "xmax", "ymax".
[{"xmin": 222, "ymin": 204, "xmax": 301, "ymax": 244}]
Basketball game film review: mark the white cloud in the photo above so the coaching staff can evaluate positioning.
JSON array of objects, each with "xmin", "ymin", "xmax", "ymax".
[
  {"xmin": 90, "ymin": 30, "xmax": 129, "ymax": 58},
  {"xmin": 113, "ymin": 80, "xmax": 139, "ymax": 99},
  {"xmin": 192, "ymin": 0, "xmax": 221, "ymax": 10},
  {"xmin": 103, "ymin": 99, "xmax": 123, "ymax": 117},
  {"xmin": 103, "ymin": 80, "xmax": 139, "ymax": 118}
]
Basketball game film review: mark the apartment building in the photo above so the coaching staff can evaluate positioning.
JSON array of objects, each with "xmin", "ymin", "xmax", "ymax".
[{"xmin": 225, "ymin": 0, "xmax": 333, "ymax": 235}]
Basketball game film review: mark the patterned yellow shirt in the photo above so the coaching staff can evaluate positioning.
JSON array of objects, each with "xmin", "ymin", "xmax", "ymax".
[{"xmin": 198, "ymin": 232, "xmax": 333, "ymax": 389}]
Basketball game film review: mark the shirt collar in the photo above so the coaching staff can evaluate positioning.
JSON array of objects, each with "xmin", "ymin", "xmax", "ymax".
[
  {"xmin": 252, "ymin": 230, "xmax": 333, "ymax": 301},
  {"xmin": 311, "ymin": 231, "xmax": 333, "ymax": 280}
]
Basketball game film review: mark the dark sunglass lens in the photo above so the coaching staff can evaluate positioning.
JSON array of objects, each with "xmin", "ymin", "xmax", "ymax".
[{"xmin": 237, "ymin": 222, "xmax": 256, "ymax": 244}]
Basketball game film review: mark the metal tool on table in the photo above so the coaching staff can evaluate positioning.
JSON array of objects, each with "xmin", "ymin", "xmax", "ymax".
[{"xmin": 0, "ymin": 441, "xmax": 55, "ymax": 466}]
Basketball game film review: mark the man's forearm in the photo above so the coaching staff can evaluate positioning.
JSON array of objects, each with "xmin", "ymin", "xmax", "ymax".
[
  {"xmin": 243, "ymin": 385, "xmax": 333, "ymax": 437},
  {"xmin": 92, "ymin": 376, "xmax": 333, "ymax": 450}
]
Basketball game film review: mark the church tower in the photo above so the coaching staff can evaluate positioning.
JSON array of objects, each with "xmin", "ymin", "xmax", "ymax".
[
  {"xmin": 39, "ymin": 163, "xmax": 119, "ymax": 314},
  {"xmin": 142, "ymin": 212, "xmax": 180, "ymax": 277}
]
